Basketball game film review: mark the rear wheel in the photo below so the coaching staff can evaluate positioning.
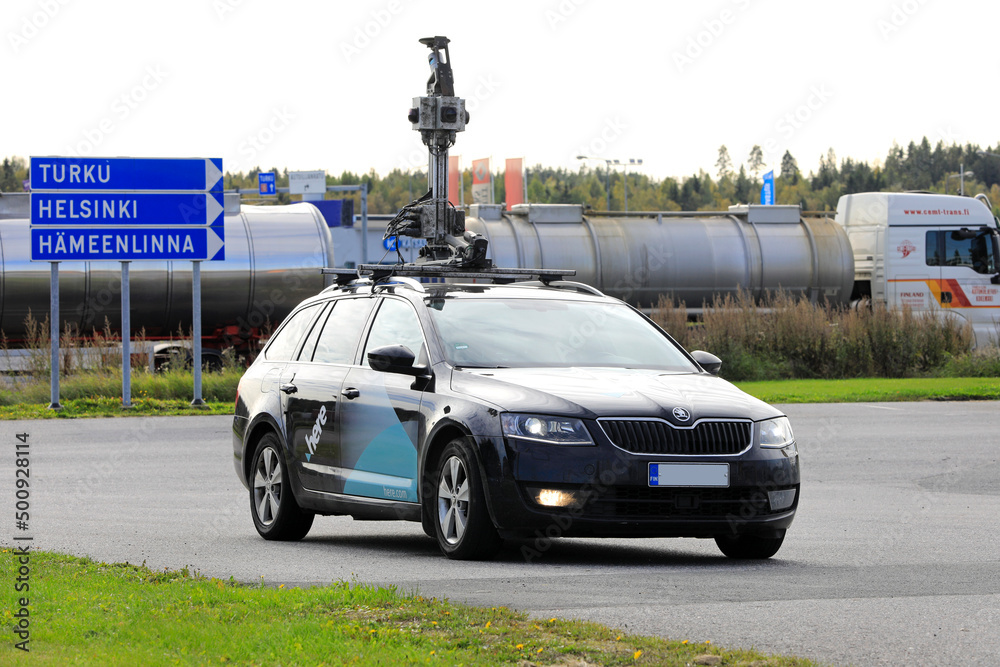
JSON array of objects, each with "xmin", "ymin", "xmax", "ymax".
[
  {"xmin": 433, "ymin": 439, "xmax": 502, "ymax": 560},
  {"xmin": 250, "ymin": 433, "xmax": 314, "ymax": 541},
  {"xmin": 714, "ymin": 532, "xmax": 785, "ymax": 559}
]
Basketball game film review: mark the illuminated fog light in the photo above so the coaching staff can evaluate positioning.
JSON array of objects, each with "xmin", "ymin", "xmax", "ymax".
[
  {"xmin": 535, "ymin": 489, "xmax": 577, "ymax": 507},
  {"xmin": 768, "ymin": 489, "xmax": 796, "ymax": 511}
]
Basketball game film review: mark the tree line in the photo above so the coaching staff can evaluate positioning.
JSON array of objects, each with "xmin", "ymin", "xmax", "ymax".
[{"xmin": 4, "ymin": 137, "xmax": 1000, "ymax": 215}]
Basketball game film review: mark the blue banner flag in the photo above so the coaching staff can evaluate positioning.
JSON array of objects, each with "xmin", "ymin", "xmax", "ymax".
[{"xmin": 760, "ymin": 170, "xmax": 775, "ymax": 205}]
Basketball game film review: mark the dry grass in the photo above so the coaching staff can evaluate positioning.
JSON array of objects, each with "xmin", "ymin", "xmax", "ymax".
[{"xmin": 652, "ymin": 290, "xmax": 975, "ymax": 381}]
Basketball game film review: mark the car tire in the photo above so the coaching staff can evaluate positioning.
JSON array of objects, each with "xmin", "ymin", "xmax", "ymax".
[
  {"xmin": 433, "ymin": 439, "xmax": 503, "ymax": 560},
  {"xmin": 250, "ymin": 433, "xmax": 314, "ymax": 541},
  {"xmin": 714, "ymin": 532, "xmax": 785, "ymax": 559}
]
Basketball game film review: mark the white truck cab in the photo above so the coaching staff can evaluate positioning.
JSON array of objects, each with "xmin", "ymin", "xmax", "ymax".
[{"xmin": 836, "ymin": 192, "xmax": 1000, "ymax": 347}]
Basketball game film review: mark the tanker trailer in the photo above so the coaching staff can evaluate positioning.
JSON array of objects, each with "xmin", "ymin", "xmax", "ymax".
[
  {"xmin": 0, "ymin": 192, "xmax": 334, "ymax": 347},
  {"xmin": 464, "ymin": 203, "xmax": 855, "ymax": 308}
]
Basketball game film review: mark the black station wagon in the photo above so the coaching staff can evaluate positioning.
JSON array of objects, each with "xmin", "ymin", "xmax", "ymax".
[{"xmin": 232, "ymin": 275, "xmax": 800, "ymax": 560}]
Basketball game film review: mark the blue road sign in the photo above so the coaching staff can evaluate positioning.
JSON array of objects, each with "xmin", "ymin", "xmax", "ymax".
[
  {"xmin": 31, "ymin": 192, "xmax": 224, "ymax": 227},
  {"xmin": 29, "ymin": 157, "xmax": 224, "ymax": 192},
  {"xmin": 31, "ymin": 226, "xmax": 225, "ymax": 261},
  {"xmin": 258, "ymin": 172, "xmax": 276, "ymax": 195}
]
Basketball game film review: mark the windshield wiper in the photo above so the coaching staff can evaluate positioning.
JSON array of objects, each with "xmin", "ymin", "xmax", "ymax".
[{"xmin": 454, "ymin": 364, "xmax": 509, "ymax": 369}]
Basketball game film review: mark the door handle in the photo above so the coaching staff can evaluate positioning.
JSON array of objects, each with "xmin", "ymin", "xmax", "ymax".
[
  {"xmin": 280, "ymin": 382, "xmax": 298, "ymax": 395},
  {"xmin": 341, "ymin": 387, "xmax": 360, "ymax": 399}
]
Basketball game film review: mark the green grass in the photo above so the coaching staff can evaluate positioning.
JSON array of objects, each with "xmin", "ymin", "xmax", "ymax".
[
  {"xmin": 1, "ymin": 550, "xmax": 817, "ymax": 666},
  {"xmin": 736, "ymin": 376, "xmax": 1000, "ymax": 403},
  {"xmin": 1, "ymin": 376, "xmax": 998, "ymax": 419},
  {"xmin": 0, "ymin": 397, "xmax": 233, "ymax": 419},
  {"xmin": 0, "ymin": 368, "xmax": 241, "ymax": 406},
  {"xmin": 0, "ymin": 367, "xmax": 240, "ymax": 418}
]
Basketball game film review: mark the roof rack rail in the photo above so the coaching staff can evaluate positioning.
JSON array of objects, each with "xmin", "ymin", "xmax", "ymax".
[
  {"xmin": 322, "ymin": 264, "xmax": 576, "ymax": 286},
  {"xmin": 518, "ymin": 279, "xmax": 605, "ymax": 297}
]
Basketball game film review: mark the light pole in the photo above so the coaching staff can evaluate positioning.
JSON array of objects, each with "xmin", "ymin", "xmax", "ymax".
[
  {"xmin": 610, "ymin": 158, "xmax": 643, "ymax": 212},
  {"xmin": 946, "ymin": 164, "xmax": 974, "ymax": 195},
  {"xmin": 576, "ymin": 155, "xmax": 611, "ymax": 211}
]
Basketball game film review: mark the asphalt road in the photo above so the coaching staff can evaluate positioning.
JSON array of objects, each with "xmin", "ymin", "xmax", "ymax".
[{"xmin": 2, "ymin": 402, "xmax": 999, "ymax": 666}]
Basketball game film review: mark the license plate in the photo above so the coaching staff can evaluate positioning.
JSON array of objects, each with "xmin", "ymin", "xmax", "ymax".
[{"xmin": 648, "ymin": 463, "xmax": 730, "ymax": 487}]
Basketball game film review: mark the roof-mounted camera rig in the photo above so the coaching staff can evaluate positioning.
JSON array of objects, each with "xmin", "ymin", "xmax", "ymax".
[
  {"xmin": 326, "ymin": 36, "xmax": 574, "ymax": 287},
  {"xmin": 384, "ymin": 36, "xmax": 485, "ymax": 267}
]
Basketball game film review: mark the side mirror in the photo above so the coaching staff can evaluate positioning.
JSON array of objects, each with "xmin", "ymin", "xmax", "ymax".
[
  {"xmin": 367, "ymin": 344, "xmax": 428, "ymax": 377},
  {"xmin": 690, "ymin": 350, "xmax": 722, "ymax": 375}
]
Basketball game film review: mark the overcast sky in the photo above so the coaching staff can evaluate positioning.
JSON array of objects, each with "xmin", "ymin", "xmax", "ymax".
[{"xmin": 6, "ymin": 0, "xmax": 998, "ymax": 182}]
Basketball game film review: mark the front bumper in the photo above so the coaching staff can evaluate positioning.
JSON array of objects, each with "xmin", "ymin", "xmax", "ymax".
[{"xmin": 482, "ymin": 431, "xmax": 800, "ymax": 539}]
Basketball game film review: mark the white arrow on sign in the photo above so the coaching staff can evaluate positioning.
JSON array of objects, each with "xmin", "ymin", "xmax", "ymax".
[
  {"xmin": 206, "ymin": 227, "xmax": 225, "ymax": 259},
  {"xmin": 205, "ymin": 159, "xmax": 223, "ymax": 192},
  {"xmin": 206, "ymin": 193, "xmax": 224, "ymax": 225}
]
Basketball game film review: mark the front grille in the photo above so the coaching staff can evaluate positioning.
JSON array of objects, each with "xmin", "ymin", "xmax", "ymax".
[
  {"xmin": 587, "ymin": 486, "xmax": 790, "ymax": 519},
  {"xmin": 599, "ymin": 419, "xmax": 751, "ymax": 455}
]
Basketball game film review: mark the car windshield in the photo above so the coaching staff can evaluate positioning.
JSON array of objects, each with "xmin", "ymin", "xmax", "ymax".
[{"xmin": 425, "ymin": 296, "xmax": 700, "ymax": 372}]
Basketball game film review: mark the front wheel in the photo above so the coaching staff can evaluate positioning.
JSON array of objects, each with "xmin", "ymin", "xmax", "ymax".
[
  {"xmin": 714, "ymin": 532, "xmax": 785, "ymax": 559},
  {"xmin": 250, "ymin": 433, "xmax": 314, "ymax": 541},
  {"xmin": 433, "ymin": 439, "xmax": 503, "ymax": 560}
]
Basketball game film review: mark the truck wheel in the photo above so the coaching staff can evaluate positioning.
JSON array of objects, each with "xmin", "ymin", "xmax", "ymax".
[
  {"xmin": 250, "ymin": 433, "xmax": 314, "ymax": 541},
  {"xmin": 434, "ymin": 440, "xmax": 502, "ymax": 560},
  {"xmin": 714, "ymin": 533, "xmax": 784, "ymax": 559}
]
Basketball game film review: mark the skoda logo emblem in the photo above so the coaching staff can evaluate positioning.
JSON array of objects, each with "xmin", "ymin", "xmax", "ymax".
[{"xmin": 672, "ymin": 407, "xmax": 691, "ymax": 422}]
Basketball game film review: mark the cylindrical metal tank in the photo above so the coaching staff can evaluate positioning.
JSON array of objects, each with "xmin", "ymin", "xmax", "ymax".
[
  {"xmin": 465, "ymin": 203, "xmax": 855, "ymax": 307},
  {"xmin": 0, "ymin": 193, "xmax": 334, "ymax": 339}
]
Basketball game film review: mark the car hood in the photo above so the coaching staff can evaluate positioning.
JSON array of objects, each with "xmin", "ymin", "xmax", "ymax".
[{"xmin": 449, "ymin": 367, "xmax": 781, "ymax": 422}]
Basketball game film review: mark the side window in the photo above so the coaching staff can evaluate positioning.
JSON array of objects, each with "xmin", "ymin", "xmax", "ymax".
[
  {"xmin": 969, "ymin": 233, "xmax": 996, "ymax": 274},
  {"xmin": 363, "ymin": 298, "xmax": 426, "ymax": 364},
  {"xmin": 263, "ymin": 304, "xmax": 322, "ymax": 361},
  {"xmin": 312, "ymin": 298, "xmax": 375, "ymax": 364},
  {"xmin": 295, "ymin": 303, "xmax": 331, "ymax": 361},
  {"xmin": 929, "ymin": 229, "xmax": 996, "ymax": 274},
  {"xmin": 925, "ymin": 231, "xmax": 940, "ymax": 267}
]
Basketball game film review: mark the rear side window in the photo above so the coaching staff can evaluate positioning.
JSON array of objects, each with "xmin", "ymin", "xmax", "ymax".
[
  {"xmin": 263, "ymin": 304, "xmax": 322, "ymax": 361},
  {"xmin": 312, "ymin": 298, "xmax": 375, "ymax": 364},
  {"xmin": 295, "ymin": 303, "xmax": 331, "ymax": 361}
]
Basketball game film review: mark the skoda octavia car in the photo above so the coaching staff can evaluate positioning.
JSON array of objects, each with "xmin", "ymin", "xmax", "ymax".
[{"xmin": 232, "ymin": 276, "xmax": 799, "ymax": 560}]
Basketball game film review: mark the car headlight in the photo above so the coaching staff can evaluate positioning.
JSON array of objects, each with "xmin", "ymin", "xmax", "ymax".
[
  {"xmin": 758, "ymin": 417, "xmax": 795, "ymax": 448},
  {"xmin": 501, "ymin": 413, "xmax": 595, "ymax": 446}
]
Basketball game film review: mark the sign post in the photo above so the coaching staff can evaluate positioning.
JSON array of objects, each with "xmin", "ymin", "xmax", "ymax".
[
  {"xmin": 48, "ymin": 262, "xmax": 61, "ymax": 410},
  {"xmin": 121, "ymin": 262, "xmax": 131, "ymax": 407},
  {"xmin": 191, "ymin": 261, "xmax": 203, "ymax": 406},
  {"xmin": 30, "ymin": 157, "xmax": 225, "ymax": 408}
]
